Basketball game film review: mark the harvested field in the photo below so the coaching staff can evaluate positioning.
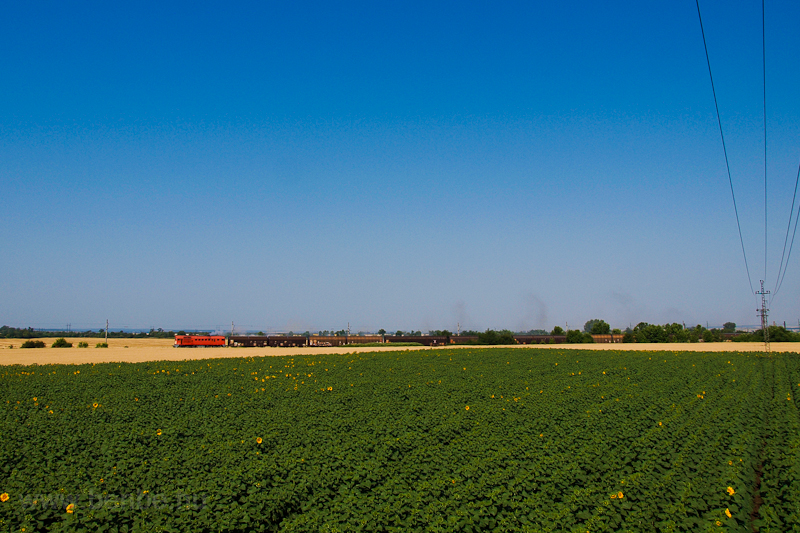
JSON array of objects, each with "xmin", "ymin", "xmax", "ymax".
[{"xmin": 0, "ymin": 337, "xmax": 797, "ymax": 365}]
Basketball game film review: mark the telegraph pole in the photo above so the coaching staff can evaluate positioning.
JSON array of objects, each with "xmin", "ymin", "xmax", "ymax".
[
  {"xmin": 756, "ymin": 280, "xmax": 770, "ymax": 352},
  {"xmin": 105, "ymin": 319, "xmax": 108, "ymax": 344}
]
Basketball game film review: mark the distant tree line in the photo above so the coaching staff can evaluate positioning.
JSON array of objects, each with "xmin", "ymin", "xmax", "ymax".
[
  {"xmin": 618, "ymin": 321, "xmax": 764, "ymax": 343},
  {"xmin": 306, "ymin": 321, "xmax": 797, "ymax": 344},
  {"xmin": 263, "ymin": 320, "xmax": 797, "ymax": 344},
  {"xmin": 731, "ymin": 325, "xmax": 800, "ymax": 343},
  {"xmin": 393, "ymin": 330, "xmax": 423, "ymax": 337},
  {"xmin": 7, "ymin": 321, "xmax": 795, "ymax": 344},
  {"xmin": 0, "ymin": 326, "xmax": 204, "ymax": 339},
  {"xmin": 442, "ymin": 329, "xmax": 515, "ymax": 345},
  {"xmin": 399, "ymin": 319, "xmax": 798, "ymax": 345}
]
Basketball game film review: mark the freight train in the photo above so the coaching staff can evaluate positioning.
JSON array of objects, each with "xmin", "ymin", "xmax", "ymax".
[{"xmin": 176, "ymin": 333, "xmax": 626, "ymax": 348}]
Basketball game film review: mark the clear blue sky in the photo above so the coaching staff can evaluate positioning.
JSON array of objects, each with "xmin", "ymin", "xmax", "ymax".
[{"xmin": 2, "ymin": 1, "xmax": 800, "ymax": 333}]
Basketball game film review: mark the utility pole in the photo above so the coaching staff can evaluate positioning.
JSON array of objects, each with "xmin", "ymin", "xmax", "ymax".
[
  {"xmin": 347, "ymin": 322, "xmax": 350, "ymax": 345},
  {"xmin": 457, "ymin": 322, "xmax": 461, "ymax": 336},
  {"xmin": 105, "ymin": 319, "xmax": 108, "ymax": 344},
  {"xmin": 231, "ymin": 321, "xmax": 234, "ymax": 338},
  {"xmin": 756, "ymin": 280, "xmax": 770, "ymax": 352}
]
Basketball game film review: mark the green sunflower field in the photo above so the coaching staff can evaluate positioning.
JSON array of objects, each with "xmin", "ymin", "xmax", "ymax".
[{"xmin": 1, "ymin": 348, "xmax": 798, "ymax": 532}]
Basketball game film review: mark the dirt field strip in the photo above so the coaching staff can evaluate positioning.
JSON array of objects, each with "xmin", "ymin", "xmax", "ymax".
[{"xmin": 0, "ymin": 337, "xmax": 798, "ymax": 365}]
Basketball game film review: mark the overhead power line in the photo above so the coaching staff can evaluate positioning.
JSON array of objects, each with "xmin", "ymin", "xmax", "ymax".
[
  {"xmin": 773, "ymin": 161, "xmax": 800, "ymax": 301},
  {"xmin": 695, "ymin": 0, "xmax": 755, "ymax": 295},
  {"xmin": 762, "ymin": 0, "xmax": 768, "ymax": 287}
]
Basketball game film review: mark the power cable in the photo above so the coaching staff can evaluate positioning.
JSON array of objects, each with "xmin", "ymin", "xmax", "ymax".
[
  {"xmin": 762, "ymin": 0, "xmax": 768, "ymax": 286},
  {"xmin": 695, "ymin": 0, "xmax": 755, "ymax": 295},
  {"xmin": 773, "ymin": 161, "xmax": 800, "ymax": 301}
]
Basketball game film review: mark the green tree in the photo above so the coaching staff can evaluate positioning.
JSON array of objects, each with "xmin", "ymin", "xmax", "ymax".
[
  {"xmin": 673, "ymin": 329, "xmax": 690, "ymax": 343},
  {"xmin": 722, "ymin": 322, "xmax": 736, "ymax": 333},
  {"xmin": 20, "ymin": 340, "xmax": 46, "ymax": 348},
  {"xmin": 566, "ymin": 330, "xmax": 593, "ymax": 343},
  {"xmin": 524, "ymin": 329, "xmax": 548, "ymax": 335},
  {"xmin": 664, "ymin": 323, "xmax": 684, "ymax": 338},
  {"xmin": 633, "ymin": 323, "xmax": 668, "ymax": 343},
  {"xmin": 584, "ymin": 319, "xmax": 610, "ymax": 335},
  {"xmin": 746, "ymin": 326, "xmax": 800, "ymax": 342},
  {"xmin": 551, "ymin": 326, "xmax": 564, "ymax": 336},
  {"xmin": 51, "ymin": 338, "xmax": 72, "ymax": 348},
  {"xmin": 770, "ymin": 326, "xmax": 800, "ymax": 341},
  {"xmin": 378, "ymin": 329, "xmax": 386, "ymax": 336},
  {"xmin": 477, "ymin": 329, "xmax": 516, "ymax": 345}
]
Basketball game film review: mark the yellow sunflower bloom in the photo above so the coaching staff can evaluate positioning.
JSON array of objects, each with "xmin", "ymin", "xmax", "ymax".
[
  {"xmin": 0, "ymin": 493, "xmax": 9, "ymax": 502},
  {"xmin": 256, "ymin": 437, "xmax": 263, "ymax": 444},
  {"xmin": 66, "ymin": 503, "xmax": 75, "ymax": 514},
  {"xmin": 727, "ymin": 487, "xmax": 735, "ymax": 495},
  {"xmin": 725, "ymin": 508, "xmax": 732, "ymax": 518}
]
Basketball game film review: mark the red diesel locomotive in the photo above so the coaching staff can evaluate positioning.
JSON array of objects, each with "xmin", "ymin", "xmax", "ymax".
[{"xmin": 173, "ymin": 335, "xmax": 226, "ymax": 347}]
